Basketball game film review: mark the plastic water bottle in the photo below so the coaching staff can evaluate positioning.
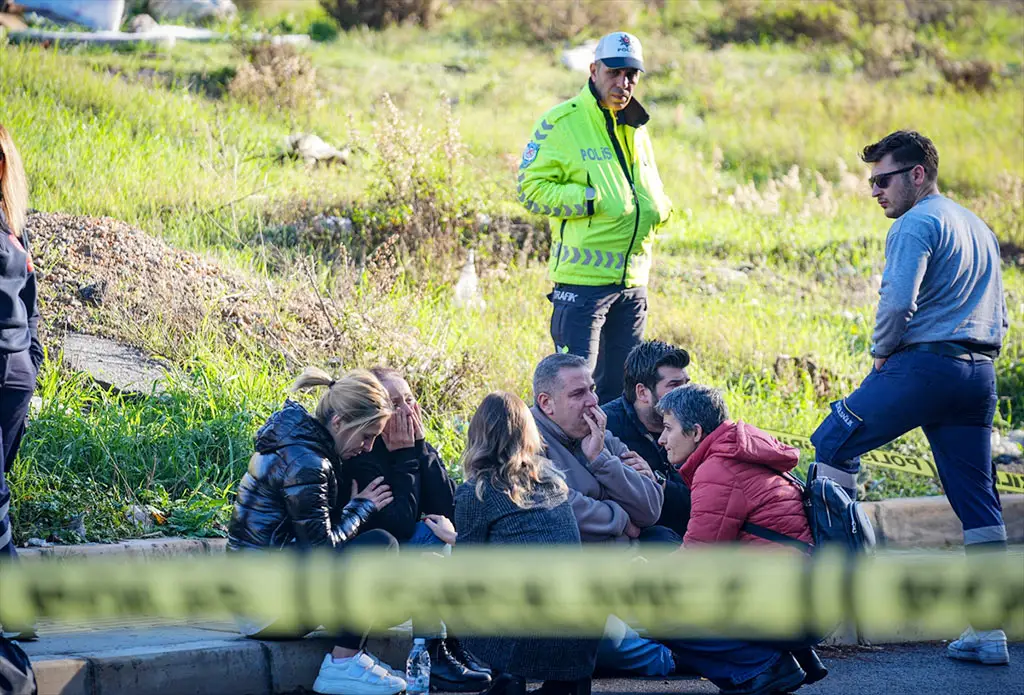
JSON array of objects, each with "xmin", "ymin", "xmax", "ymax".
[{"xmin": 405, "ymin": 638, "xmax": 431, "ymax": 695}]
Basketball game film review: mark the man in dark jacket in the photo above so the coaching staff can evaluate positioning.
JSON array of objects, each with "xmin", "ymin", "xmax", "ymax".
[{"xmin": 603, "ymin": 341, "xmax": 692, "ymax": 537}]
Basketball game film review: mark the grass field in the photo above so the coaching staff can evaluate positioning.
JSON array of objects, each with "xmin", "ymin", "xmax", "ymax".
[{"xmin": 1, "ymin": 0, "xmax": 1022, "ymax": 541}]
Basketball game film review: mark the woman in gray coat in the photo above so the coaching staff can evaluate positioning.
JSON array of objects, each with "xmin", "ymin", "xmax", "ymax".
[{"xmin": 455, "ymin": 392, "xmax": 596, "ymax": 695}]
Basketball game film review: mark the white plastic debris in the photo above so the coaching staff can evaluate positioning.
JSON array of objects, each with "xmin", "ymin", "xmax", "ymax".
[
  {"xmin": 561, "ymin": 40, "xmax": 598, "ymax": 73},
  {"xmin": 453, "ymin": 250, "xmax": 486, "ymax": 311}
]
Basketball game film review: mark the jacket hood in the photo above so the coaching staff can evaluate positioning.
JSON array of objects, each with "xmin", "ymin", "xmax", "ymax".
[
  {"xmin": 679, "ymin": 421, "xmax": 798, "ymax": 485},
  {"xmin": 254, "ymin": 400, "xmax": 337, "ymax": 461},
  {"xmin": 530, "ymin": 405, "xmax": 576, "ymax": 450}
]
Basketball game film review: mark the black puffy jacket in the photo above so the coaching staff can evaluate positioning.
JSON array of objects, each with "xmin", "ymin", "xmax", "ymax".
[
  {"xmin": 337, "ymin": 437, "xmax": 456, "ymax": 542},
  {"xmin": 227, "ymin": 400, "xmax": 376, "ymax": 551}
]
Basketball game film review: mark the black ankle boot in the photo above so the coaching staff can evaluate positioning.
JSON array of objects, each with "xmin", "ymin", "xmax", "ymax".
[
  {"xmin": 446, "ymin": 636, "xmax": 493, "ymax": 677},
  {"xmin": 482, "ymin": 673, "xmax": 526, "ymax": 695},
  {"xmin": 721, "ymin": 654, "xmax": 805, "ymax": 695},
  {"xmin": 427, "ymin": 638, "xmax": 493, "ymax": 692},
  {"xmin": 791, "ymin": 648, "xmax": 828, "ymax": 685}
]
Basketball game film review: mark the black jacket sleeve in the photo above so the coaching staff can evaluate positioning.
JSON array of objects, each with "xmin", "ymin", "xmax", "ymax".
[
  {"xmin": 418, "ymin": 442, "xmax": 456, "ymax": 520},
  {"xmin": 283, "ymin": 455, "xmax": 374, "ymax": 549}
]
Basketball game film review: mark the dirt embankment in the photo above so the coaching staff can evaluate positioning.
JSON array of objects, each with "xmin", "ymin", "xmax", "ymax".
[
  {"xmin": 28, "ymin": 212, "xmax": 356, "ymax": 365},
  {"xmin": 25, "ymin": 212, "xmax": 483, "ymax": 409}
]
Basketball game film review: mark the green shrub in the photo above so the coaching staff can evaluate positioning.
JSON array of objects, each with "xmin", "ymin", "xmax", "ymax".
[
  {"xmin": 318, "ymin": 0, "xmax": 446, "ymax": 30},
  {"xmin": 309, "ymin": 19, "xmax": 340, "ymax": 42},
  {"xmin": 467, "ymin": 0, "xmax": 639, "ymax": 44},
  {"xmin": 710, "ymin": 0, "xmax": 858, "ymax": 46}
]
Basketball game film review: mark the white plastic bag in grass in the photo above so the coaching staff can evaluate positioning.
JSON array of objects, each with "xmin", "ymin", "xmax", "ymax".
[{"xmin": 19, "ymin": 0, "xmax": 125, "ymax": 31}]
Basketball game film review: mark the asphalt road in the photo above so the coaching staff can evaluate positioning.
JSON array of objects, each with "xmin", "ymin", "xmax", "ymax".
[{"xmin": 587, "ymin": 644, "xmax": 1024, "ymax": 695}]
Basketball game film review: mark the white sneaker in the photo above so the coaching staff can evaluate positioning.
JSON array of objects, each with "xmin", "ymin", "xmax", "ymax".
[
  {"xmin": 365, "ymin": 652, "xmax": 404, "ymax": 679},
  {"xmin": 312, "ymin": 651, "xmax": 408, "ymax": 695},
  {"xmin": 947, "ymin": 627, "xmax": 1010, "ymax": 665}
]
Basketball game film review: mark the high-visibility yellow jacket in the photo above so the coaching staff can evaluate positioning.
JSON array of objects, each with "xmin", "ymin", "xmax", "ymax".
[{"xmin": 517, "ymin": 82, "xmax": 673, "ymax": 287}]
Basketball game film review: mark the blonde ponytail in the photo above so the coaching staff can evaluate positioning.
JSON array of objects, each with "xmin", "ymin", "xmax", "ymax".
[
  {"xmin": 289, "ymin": 366, "xmax": 334, "ymax": 392},
  {"xmin": 0, "ymin": 124, "xmax": 28, "ymax": 236},
  {"xmin": 290, "ymin": 367, "xmax": 392, "ymax": 435}
]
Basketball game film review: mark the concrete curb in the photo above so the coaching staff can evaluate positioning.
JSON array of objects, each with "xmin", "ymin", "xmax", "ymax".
[
  {"xmin": 32, "ymin": 630, "xmax": 409, "ymax": 695},
  {"xmin": 861, "ymin": 495, "xmax": 1023, "ymax": 547},
  {"xmin": 19, "ymin": 537, "xmax": 228, "ymax": 561}
]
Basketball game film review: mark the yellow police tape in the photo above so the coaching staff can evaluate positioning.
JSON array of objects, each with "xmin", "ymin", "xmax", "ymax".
[
  {"xmin": 1, "ymin": 548, "xmax": 1021, "ymax": 640},
  {"xmin": 762, "ymin": 430, "xmax": 1024, "ymax": 495}
]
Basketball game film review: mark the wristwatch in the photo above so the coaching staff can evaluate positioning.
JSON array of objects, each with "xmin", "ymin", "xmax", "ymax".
[{"xmin": 584, "ymin": 186, "xmax": 596, "ymax": 215}]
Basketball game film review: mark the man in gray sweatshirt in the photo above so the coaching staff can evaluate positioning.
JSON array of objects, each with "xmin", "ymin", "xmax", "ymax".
[
  {"xmin": 530, "ymin": 352, "xmax": 678, "ymax": 678},
  {"xmin": 530, "ymin": 353, "xmax": 669, "ymax": 544},
  {"xmin": 809, "ymin": 130, "xmax": 1009, "ymax": 666}
]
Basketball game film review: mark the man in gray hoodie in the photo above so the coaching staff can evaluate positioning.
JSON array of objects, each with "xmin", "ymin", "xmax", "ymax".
[
  {"xmin": 530, "ymin": 352, "xmax": 678, "ymax": 677},
  {"xmin": 530, "ymin": 352, "xmax": 672, "ymax": 544}
]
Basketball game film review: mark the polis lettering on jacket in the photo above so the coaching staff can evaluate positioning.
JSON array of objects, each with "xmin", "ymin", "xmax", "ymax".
[{"xmin": 580, "ymin": 147, "xmax": 614, "ymax": 162}]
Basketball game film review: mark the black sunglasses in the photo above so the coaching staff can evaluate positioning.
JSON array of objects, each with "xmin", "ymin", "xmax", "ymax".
[{"xmin": 869, "ymin": 165, "xmax": 917, "ymax": 189}]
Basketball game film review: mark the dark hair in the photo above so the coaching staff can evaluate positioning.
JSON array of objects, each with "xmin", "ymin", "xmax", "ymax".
[
  {"xmin": 861, "ymin": 130, "xmax": 938, "ymax": 184},
  {"xmin": 532, "ymin": 352, "xmax": 588, "ymax": 404},
  {"xmin": 655, "ymin": 384, "xmax": 728, "ymax": 436},
  {"xmin": 623, "ymin": 340, "xmax": 690, "ymax": 404}
]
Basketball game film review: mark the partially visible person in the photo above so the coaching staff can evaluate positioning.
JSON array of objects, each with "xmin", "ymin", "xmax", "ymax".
[
  {"xmin": 530, "ymin": 353, "xmax": 676, "ymax": 677},
  {"xmin": 0, "ymin": 124, "xmax": 42, "ymax": 642},
  {"xmin": 337, "ymin": 367, "xmax": 490, "ymax": 691},
  {"xmin": 455, "ymin": 391, "xmax": 596, "ymax": 695},
  {"xmin": 339, "ymin": 367, "xmax": 456, "ymax": 546},
  {"xmin": 807, "ymin": 131, "xmax": 1010, "ymax": 665},
  {"xmin": 0, "ymin": 125, "xmax": 40, "ymax": 565},
  {"xmin": 518, "ymin": 31, "xmax": 673, "ymax": 405},
  {"xmin": 227, "ymin": 368, "xmax": 405, "ymax": 695},
  {"xmin": 603, "ymin": 340, "xmax": 692, "ymax": 537},
  {"xmin": 657, "ymin": 384, "xmax": 826, "ymax": 695}
]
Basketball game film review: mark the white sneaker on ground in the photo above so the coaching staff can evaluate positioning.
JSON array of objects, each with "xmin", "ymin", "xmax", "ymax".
[
  {"xmin": 312, "ymin": 651, "xmax": 408, "ymax": 695},
  {"xmin": 947, "ymin": 627, "xmax": 1010, "ymax": 665},
  {"xmin": 365, "ymin": 652, "xmax": 404, "ymax": 678}
]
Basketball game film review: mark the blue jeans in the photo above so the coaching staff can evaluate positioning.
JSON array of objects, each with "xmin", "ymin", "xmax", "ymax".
[
  {"xmin": 810, "ymin": 349, "xmax": 1005, "ymax": 549},
  {"xmin": 663, "ymin": 639, "xmax": 786, "ymax": 688},
  {"xmin": 406, "ymin": 520, "xmax": 446, "ymax": 548},
  {"xmin": 636, "ymin": 525, "xmax": 683, "ymax": 546},
  {"xmin": 596, "ymin": 615, "xmax": 676, "ymax": 677}
]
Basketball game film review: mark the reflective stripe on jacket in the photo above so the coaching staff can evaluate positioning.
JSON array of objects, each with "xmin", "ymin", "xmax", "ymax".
[{"xmin": 517, "ymin": 82, "xmax": 672, "ymax": 287}]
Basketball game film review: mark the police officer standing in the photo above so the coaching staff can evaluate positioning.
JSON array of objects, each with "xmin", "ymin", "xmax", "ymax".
[
  {"xmin": 518, "ymin": 31, "xmax": 672, "ymax": 404},
  {"xmin": 809, "ymin": 131, "xmax": 1010, "ymax": 665}
]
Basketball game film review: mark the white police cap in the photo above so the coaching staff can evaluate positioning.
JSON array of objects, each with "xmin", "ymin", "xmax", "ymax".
[{"xmin": 594, "ymin": 31, "xmax": 644, "ymax": 72}]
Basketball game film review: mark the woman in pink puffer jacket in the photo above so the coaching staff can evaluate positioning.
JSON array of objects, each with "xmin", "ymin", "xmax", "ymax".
[
  {"xmin": 657, "ymin": 389, "xmax": 811, "ymax": 548},
  {"xmin": 654, "ymin": 383, "xmax": 826, "ymax": 695}
]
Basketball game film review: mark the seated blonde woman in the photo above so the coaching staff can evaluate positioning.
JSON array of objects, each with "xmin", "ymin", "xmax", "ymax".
[{"xmin": 455, "ymin": 392, "xmax": 596, "ymax": 695}]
